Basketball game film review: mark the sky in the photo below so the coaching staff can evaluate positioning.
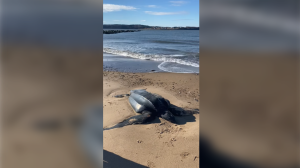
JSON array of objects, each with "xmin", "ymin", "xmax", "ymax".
[{"xmin": 103, "ymin": 0, "xmax": 199, "ymax": 27}]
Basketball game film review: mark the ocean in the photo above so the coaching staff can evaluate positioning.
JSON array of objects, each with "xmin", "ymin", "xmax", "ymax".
[{"xmin": 103, "ymin": 30, "xmax": 199, "ymax": 73}]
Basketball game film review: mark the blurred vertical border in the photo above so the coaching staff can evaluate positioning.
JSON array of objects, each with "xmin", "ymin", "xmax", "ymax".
[
  {"xmin": 1, "ymin": 0, "xmax": 103, "ymax": 168},
  {"xmin": 200, "ymin": 0, "xmax": 299, "ymax": 168}
]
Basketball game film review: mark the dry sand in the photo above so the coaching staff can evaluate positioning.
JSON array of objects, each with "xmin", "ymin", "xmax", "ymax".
[{"xmin": 103, "ymin": 71, "xmax": 200, "ymax": 168}]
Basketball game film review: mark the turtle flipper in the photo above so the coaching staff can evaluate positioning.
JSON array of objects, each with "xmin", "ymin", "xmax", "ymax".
[{"xmin": 104, "ymin": 111, "xmax": 155, "ymax": 130}]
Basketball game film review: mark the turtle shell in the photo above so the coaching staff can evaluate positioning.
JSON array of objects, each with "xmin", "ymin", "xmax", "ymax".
[{"xmin": 129, "ymin": 90, "xmax": 170, "ymax": 114}]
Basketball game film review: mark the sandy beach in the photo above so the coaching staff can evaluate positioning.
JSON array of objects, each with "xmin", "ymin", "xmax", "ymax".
[{"xmin": 103, "ymin": 71, "xmax": 200, "ymax": 168}]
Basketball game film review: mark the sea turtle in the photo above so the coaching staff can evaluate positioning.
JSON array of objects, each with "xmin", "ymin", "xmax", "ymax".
[{"xmin": 104, "ymin": 89, "xmax": 198, "ymax": 130}]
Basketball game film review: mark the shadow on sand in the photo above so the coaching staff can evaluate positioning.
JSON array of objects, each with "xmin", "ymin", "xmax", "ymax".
[
  {"xmin": 103, "ymin": 105, "xmax": 198, "ymax": 131},
  {"xmin": 104, "ymin": 150, "xmax": 148, "ymax": 168},
  {"xmin": 170, "ymin": 105, "xmax": 198, "ymax": 125},
  {"xmin": 175, "ymin": 115, "xmax": 196, "ymax": 125}
]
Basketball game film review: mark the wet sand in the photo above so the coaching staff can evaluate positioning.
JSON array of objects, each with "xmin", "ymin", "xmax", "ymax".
[
  {"xmin": 103, "ymin": 53, "xmax": 163, "ymax": 73},
  {"xmin": 103, "ymin": 71, "xmax": 200, "ymax": 168},
  {"xmin": 103, "ymin": 53, "xmax": 199, "ymax": 73}
]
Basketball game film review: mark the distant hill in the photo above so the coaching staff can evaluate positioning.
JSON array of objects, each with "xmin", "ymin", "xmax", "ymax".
[
  {"xmin": 103, "ymin": 24, "xmax": 199, "ymax": 30},
  {"xmin": 103, "ymin": 24, "xmax": 151, "ymax": 29}
]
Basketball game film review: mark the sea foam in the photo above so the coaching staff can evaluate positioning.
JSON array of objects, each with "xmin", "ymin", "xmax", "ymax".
[{"xmin": 103, "ymin": 48, "xmax": 199, "ymax": 68}]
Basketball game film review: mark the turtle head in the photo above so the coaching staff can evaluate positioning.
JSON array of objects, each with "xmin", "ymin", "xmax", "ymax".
[{"xmin": 160, "ymin": 110, "xmax": 176, "ymax": 123}]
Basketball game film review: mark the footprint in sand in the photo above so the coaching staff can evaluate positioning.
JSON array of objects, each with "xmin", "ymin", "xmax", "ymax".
[{"xmin": 180, "ymin": 152, "xmax": 190, "ymax": 159}]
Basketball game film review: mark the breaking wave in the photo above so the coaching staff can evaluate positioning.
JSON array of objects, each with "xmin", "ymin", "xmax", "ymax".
[
  {"xmin": 158, "ymin": 62, "xmax": 199, "ymax": 73},
  {"xmin": 103, "ymin": 48, "xmax": 199, "ymax": 68}
]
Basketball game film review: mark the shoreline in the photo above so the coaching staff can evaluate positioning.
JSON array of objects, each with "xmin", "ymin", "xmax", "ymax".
[
  {"xmin": 103, "ymin": 29, "xmax": 199, "ymax": 73},
  {"xmin": 103, "ymin": 52, "xmax": 200, "ymax": 73},
  {"xmin": 103, "ymin": 52, "xmax": 164, "ymax": 73}
]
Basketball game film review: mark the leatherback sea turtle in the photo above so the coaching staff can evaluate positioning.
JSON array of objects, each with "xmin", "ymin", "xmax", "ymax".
[{"xmin": 104, "ymin": 89, "xmax": 198, "ymax": 130}]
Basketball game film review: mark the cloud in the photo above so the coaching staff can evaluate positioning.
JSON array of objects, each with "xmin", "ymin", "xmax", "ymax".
[
  {"xmin": 170, "ymin": 1, "xmax": 188, "ymax": 6},
  {"xmin": 103, "ymin": 4, "xmax": 136, "ymax": 12},
  {"xmin": 147, "ymin": 5, "xmax": 158, "ymax": 8},
  {"xmin": 141, "ymin": 20, "xmax": 146, "ymax": 22},
  {"xmin": 145, "ymin": 11, "xmax": 187, "ymax": 15}
]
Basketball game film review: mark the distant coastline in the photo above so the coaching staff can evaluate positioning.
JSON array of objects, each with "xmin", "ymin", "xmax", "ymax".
[{"xmin": 103, "ymin": 24, "xmax": 199, "ymax": 30}]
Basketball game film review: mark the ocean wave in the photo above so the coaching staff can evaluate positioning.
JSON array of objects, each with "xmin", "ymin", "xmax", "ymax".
[
  {"xmin": 103, "ymin": 48, "xmax": 199, "ymax": 67},
  {"xmin": 158, "ymin": 62, "xmax": 199, "ymax": 73}
]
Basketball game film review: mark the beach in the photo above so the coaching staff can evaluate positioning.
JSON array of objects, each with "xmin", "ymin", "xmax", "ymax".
[
  {"xmin": 1, "ymin": 45, "xmax": 199, "ymax": 168},
  {"xmin": 102, "ymin": 30, "xmax": 200, "ymax": 168},
  {"xmin": 103, "ymin": 71, "xmax": 200, "ymax": 168}
]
